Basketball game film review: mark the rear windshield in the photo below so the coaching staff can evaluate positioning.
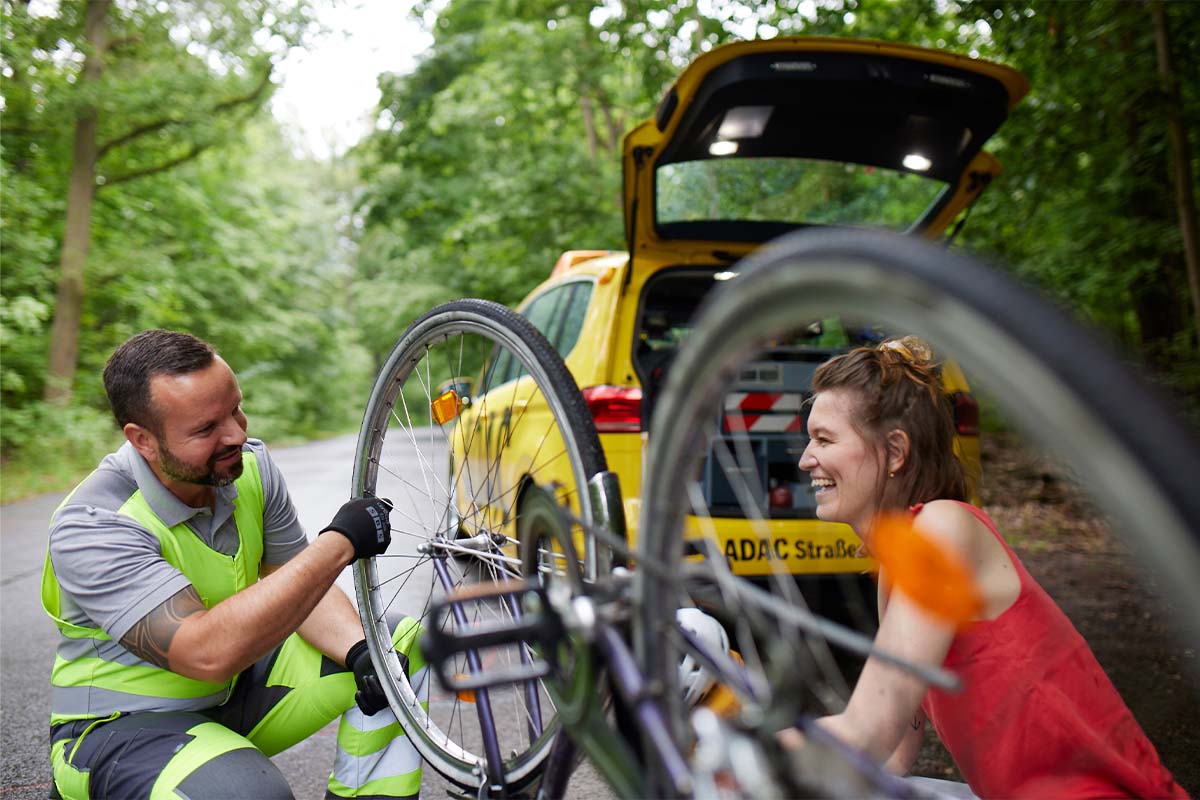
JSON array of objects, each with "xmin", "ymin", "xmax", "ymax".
[{"xmin": 656, "ymin": 157, "xmax": 948, "ymax": 233}]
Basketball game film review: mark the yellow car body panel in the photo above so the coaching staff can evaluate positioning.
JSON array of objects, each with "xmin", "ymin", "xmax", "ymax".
[{"xmin": 452, "ymin": 373, "xmax": 586, "ymax": 561}]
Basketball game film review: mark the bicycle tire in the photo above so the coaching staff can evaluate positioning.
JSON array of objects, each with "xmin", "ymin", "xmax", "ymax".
[
  {"xmin": 351, "ymin": 298, "xmax": 607, "ymax": 794},
  {"xmin": 634, "ymin": 228, "xmax": 1200, "ymax": 796}
]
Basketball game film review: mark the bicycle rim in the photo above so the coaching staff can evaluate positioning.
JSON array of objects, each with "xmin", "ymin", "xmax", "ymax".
[
  {"xmin": 352, "ymin": 299, "xmax": 606, "ymax": 792},
  {"xmin": 635, "ymin": 229, "xmax": 1200, "ymax": 795}
]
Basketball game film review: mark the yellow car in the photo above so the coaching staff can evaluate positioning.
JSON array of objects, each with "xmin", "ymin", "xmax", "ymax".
[{"xmin": 454, "ymin": 37, "xmax": 1027, "ymax": 586}]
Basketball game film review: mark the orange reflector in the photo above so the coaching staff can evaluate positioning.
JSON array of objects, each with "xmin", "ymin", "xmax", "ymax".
[
  {"xmin": 431, "ymin": 390, "xmax": 460, "ymax": 425},
  {"xmin": 872, "ymin": 513, "xmax": 982, "ymax": 625},
  {"xmin": 452, "ymin": 677, "xmax": 475, "ymax": 703}
]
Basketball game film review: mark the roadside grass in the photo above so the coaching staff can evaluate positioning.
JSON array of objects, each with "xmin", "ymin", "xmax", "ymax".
[
  {"xmin": 2, "ymin": 449, "xmax": 118, "ymax": 505},
  {"xmin": 1, "ymin": 403, "xmax": 122, "ymax": 504}
]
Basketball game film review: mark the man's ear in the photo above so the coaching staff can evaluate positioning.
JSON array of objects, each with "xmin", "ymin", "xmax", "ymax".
[
  {"xmin": 886, "ymin": 429, "xmax": 910, "ymax": 475},
  {"xmin": 124, "ymin": 423, "xmax": 159, "ymax": 463}
]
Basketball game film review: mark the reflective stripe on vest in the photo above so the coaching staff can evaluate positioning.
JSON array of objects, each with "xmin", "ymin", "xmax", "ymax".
[{"xmin": 41, "ymin": 452, "xmax": 265, "ymax": 724}]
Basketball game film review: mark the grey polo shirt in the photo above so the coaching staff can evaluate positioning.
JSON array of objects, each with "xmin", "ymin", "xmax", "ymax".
[{"xmin": 48, "ymin": 438, "xmax": 307, "ymax": 644}]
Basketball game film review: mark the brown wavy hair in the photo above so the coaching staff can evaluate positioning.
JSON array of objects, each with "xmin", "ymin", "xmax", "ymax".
[{"xmin": 810, "ymin": 336, "xmax": 966, "ymax": 512}]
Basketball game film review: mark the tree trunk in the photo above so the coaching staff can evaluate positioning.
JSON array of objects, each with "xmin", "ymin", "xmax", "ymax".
[
  {"xmin": 1150, "ymin": 0, "xmax": 1200, "ymax": 347},
  {"xmin": 44, "ymin": 0, "xmax": 109, "ymax": 405},
  {"xmin": 593, "ymin": 83, "xmax": 623, "ymax": 152},
  {"xmin": 1117, "ymin": 11, "xmax": 1185, "ymax": 361},
  {"xmin": 579, "ymin": 92, "xmax": 598, "ymax": 161}
]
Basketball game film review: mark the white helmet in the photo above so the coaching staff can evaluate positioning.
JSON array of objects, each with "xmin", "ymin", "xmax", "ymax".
[{"xmin": 676, "ymin": 607, "xmax": 730, "ymax": 706}]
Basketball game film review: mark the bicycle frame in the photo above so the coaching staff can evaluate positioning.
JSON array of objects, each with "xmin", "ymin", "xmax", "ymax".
[
  {"xmin": 420, "ymin": 471, "xmax": 949, "ymax": 799},
  {"xmin": 423, "ymin": 577, "xmax": 691, "ymax": 798}
]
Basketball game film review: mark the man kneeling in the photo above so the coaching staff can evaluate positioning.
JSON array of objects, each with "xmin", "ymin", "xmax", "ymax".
[{"xmin": 43, "ymin": 330, "xmax": 423, "ymax": 799}]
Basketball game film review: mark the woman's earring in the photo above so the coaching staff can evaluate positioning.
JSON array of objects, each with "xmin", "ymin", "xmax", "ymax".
[{"xmin": 888, "ymin": 471, "xmax": 895, "ymax": 478}]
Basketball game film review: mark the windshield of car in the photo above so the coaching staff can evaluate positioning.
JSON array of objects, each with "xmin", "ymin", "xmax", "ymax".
[{"xmin": 655, "ymin": 157, "xmax": 949, "ymax": 232}]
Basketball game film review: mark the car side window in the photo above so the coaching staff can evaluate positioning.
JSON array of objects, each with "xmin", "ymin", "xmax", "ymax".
[
  {"xmin": 480, "ymin": 282, "xmax": 594, "ymax": 395},
  {"xmin": 522, "ymin": 282, "xmax": 594, "ymax": 359},
  {"xmin": 523, "ymin": 287, "xmax": 567, "ymax": 344},
  {"xmin": 479, "ymin": 347, "xmax": 511, "ymax": 393},
  {"xmin": 553, "ymin": 282, "xmax": 593, "ymax": 358}
]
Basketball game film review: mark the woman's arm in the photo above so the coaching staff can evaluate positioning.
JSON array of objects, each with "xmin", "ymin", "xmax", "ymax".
[
  {"xmin": 816, "ymin": 589, "xmax": 955, "ymax": 762},
  {"xmin": 883, "ymin": 708, "xmax": 927, "ymax": 775},
  {"xmin": 817, "ymin": 502, "xmax": 987, "ymax": 764}
]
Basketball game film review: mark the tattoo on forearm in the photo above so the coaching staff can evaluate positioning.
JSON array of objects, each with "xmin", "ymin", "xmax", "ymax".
[
  {"xmin": 911, "ymin": 714, "xmax": 924, "ymax": 732},
  {"xmin": 119, "ymin": 586, "xmax": 206, "ymax": 670}
]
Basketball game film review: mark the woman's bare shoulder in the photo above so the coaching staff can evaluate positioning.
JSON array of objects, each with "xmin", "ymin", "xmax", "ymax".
[
  {"xmin": 912, "ymin": 500, "xmax": 991, "ymax": 557},
  {"xmin": 915, "ymin": 500, "xmax": 1020, "ymax": 617}
]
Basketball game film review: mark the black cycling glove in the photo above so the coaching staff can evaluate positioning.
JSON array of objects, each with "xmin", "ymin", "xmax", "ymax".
[
  {"xmin": 346, "ymin": 638, "xmax": 409, "ymax": 716},
  {"xmin": 321, "ymin": 497, "xmax": 392, "ymax": 560}
]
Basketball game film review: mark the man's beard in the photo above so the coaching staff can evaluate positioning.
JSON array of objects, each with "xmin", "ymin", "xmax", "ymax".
[{"xmin": 158, "ymin": 441, "xmax": 244, "ymax": 488}]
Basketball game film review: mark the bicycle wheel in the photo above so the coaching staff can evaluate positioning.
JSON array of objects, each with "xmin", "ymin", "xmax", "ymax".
[
  {"xmin": 351, "ymin": 299, "xmax": 607, "ymax": 794},
  {"xmin": 634, "ymin": 228, "xmax": 1200, "ymax": 796}
]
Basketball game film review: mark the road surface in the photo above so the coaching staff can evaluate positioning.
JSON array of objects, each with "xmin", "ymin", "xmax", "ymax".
[{"xmin": 1, "ymin": 433, "xmax": 609, "ymax": 799}]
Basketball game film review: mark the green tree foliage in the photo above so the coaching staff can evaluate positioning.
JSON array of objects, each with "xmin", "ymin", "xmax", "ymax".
[
  {"xmin": 945, "ymin": 0, "xmax": 1200, "ymax": 409},
  {"xmin": 357, "ymin": 0, "xmax": 1197, "ymax": 409},
  {"xmin": 353, "ymin": 0, "xmax": 687, "ymax": 366},
  {"xmin": 2, "ymin": 112, "xmax": 370, "ymax": 458},
  {"xmin": 351, "ymin": 0, "xmax": 992, "ymax": 364},
  {"xmin": 956, "ymin": 2, "xmax": 1198, "ymax": 343},
  {"xmin": 2, "ymin": 2, "xmax": 371, "ymax": 498},
  {"xmin": 3, "ymin": 0, "xmax": 318, "ymax": 403}
]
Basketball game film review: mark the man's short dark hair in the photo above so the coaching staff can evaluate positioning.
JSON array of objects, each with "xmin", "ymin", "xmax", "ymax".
[{"xmin": 103, "ymin": 330, "xmax": 216, "ymax": 431}]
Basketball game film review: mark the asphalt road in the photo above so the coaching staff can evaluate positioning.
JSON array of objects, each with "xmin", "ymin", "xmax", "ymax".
[{"xmin": 1, "ymin": 433, "xmax": 609, "ymax": 799}]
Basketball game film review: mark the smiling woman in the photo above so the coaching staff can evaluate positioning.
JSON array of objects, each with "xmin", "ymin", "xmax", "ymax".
[
  {"xmin": 800, "ymin": 388, "xmax": 894, "ymax": 537},
  {"xmin": 802, "ymin": 338, "xmax": 968, "ymax": 534},
  {"xmin": 795, "ymin": 340, "xmax": 1186, "ymax": 798}
]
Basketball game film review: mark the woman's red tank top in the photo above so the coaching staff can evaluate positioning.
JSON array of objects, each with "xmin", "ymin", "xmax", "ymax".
[{"xmin": 914, "ymin": 501, "xmax": 1187, "ymax": 799}]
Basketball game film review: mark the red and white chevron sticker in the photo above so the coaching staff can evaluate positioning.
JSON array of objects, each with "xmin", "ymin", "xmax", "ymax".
[{"xmin": 722, "ymin": 392, "xmax": 805, "ymax": 433}]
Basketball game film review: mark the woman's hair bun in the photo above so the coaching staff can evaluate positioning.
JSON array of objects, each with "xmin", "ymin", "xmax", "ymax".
[
  {"xmin": 876, "ymin": 336, "xmax": 942, "ymax": 397},
  {"xmin": 878, "ymin": 336, "xmax": 934, "ymax": 366}
]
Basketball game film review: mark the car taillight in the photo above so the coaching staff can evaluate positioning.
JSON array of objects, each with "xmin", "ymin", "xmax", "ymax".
[
  {"xmin": 582, "ymin": 385, "xmax": 642, "ymax": 433},
  {"xmin": 951, "ymin": 391, "xmax": 980, "ymax": 436}
]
